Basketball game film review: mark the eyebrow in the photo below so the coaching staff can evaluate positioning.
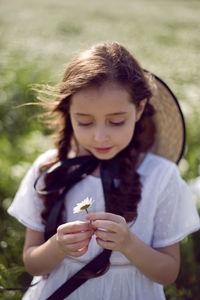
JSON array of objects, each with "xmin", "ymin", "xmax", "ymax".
[{"xmin": 74, "ymin": 112, "xmax": 128, "ymax": 116}]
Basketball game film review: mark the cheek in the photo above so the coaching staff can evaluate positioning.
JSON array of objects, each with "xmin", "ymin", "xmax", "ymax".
[
  {"xmin": 122, "ymin": 130, "xmax": 135, "ymax": 147},
  {"xmin": 70, "ymin": 119, "xmax": 86, "ymax": 142},
  {"xmin": 73, "ymin": 127, "xmax": 91, "ymax": 144},
  {"xmin": 118, "ymin": 123, "xmax": 136, "ymax": 144}
]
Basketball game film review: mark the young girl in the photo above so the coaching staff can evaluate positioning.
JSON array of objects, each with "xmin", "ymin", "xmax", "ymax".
[{"xmin": 8, "ymin": 42, "xmax": 200, "ymax": 300}]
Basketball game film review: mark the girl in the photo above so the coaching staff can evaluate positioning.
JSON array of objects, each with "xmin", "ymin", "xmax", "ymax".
[{"xmin": 8, "ymin": 42, "xmax": 200, "ymax": 300}]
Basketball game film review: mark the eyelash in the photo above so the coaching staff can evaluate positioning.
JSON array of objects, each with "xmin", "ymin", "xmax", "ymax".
[
  {"xmin": 110, "ymin": 121, "xmax": 125, "ymax": 126},
  {"xmin": 78, "ymin": 121, "xmax": 125, "ymax": 127},
  {"xmin": 78, "ymin": 122, "xmax": 92, "ymax": 126}
]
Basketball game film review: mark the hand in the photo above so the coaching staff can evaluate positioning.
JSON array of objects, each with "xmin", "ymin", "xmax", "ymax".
[
  {"xmin": 56, "ymin": 221, "xmax": 93, "ymax": 257},
  {"xmin": 86, "ymin": 212, "xmax": 131, "ymax": 254}
]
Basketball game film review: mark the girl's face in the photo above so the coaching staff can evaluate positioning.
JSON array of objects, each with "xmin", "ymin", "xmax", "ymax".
[{"xmin": 69, "ymin": 82, "xmax": 146, "ymax": 160}]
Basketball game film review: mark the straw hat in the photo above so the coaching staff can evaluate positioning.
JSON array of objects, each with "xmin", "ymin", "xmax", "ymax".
[{"xmin": 147, "ymin": 73, "xmax": 185, "ymax": 164}]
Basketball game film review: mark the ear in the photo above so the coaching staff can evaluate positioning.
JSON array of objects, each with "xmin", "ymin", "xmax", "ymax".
[{"xmin": 136, "ymin": 99, "xmax": 147, "ymax": 122}]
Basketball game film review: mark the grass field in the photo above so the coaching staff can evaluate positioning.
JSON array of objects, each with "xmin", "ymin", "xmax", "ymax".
[
  {"xmin": 1, "ymin": 0, "xmax": 200, "ymax": 100},
  {"xmin": 1, "ymin": 0, "xmax": 200, "ymax": 299}
]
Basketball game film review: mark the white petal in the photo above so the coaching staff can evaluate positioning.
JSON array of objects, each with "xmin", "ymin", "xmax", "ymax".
[{"xmin": 73, "ymin": 197, "xmax": 94, "ymax": 214}]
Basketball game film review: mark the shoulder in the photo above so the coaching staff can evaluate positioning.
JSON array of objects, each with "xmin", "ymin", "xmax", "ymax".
[
  {"xmin": 29, "ymin": 149, "xmax": 58, "ymax": 178},
  {"xmin": 33, "ymin": 149, "xmax": 58, "ymax": 168},
  {"xmin": 138, "ymin": 153, "xmax": 181, "ymax": 189},
  {"xmin": 138, "ymin": 153, "xmax": 177, "ymax": 175}
]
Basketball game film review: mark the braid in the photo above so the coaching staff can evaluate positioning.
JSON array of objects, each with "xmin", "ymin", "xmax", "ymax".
[
  {"xmin": 104, "ymin": 147, "xmax": 140, "ymax": 223},
  {"xmin": 105, "ymin": 102, "xmax": 155, "ymax": 223},
  {"xmin": 56, "ymin": 116, "xmax": 73, "ymax": 161},
  {"xmin": 40, "ymin": 109, "xmax": 74, "ymax": 225}
]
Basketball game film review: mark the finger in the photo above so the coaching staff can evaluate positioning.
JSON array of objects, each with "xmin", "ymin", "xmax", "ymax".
[
  {"xmin": 66, "ymin": 238, "xmax": 91, "ymax": 252},
  {"xmin": 95, "ymin": 229, "xmax": 116, "ymax": 242},
  {"xmin": 57, "ymin": 221, "xmax": 90, "ymax": 235},
  {"xmin": 96, "ymin": 238, "xmax": 115, "ymax": 250},
  {"xmin": 62, "ymin": 230, "xmax": 93, "ymax": 244},
  {"xmin": 70, "ymin": 246, "xmax": 88, "ymax": 257},
  {"xmin": 91, "ymin": 220, "xmax": 119, "ymax": 233},
  {"xmin": 86, "ymin": 212, "xmax": 122, "ymax": 223}
]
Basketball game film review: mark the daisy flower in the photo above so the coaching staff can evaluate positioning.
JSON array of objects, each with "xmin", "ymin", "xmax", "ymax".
[{"xmin": 73, "ymin": 197, "xmax": 94, "ymax": 214}]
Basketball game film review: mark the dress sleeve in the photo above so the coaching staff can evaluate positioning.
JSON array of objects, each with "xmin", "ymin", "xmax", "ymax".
[
  {"xmin": 7, "ymin": 150, "xmax": 56, "ymax": 232},
  {"xmin": 152, "ymin": 164, "xmax": 200, "ymax": 248}
]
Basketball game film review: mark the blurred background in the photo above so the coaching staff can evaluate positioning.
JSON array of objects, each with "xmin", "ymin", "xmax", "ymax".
[{"xmin": 0, "ymin": 0, "xmax": 200, "ymax": 299}]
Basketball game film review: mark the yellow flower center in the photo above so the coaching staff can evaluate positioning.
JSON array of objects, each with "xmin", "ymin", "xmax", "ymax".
[{"xmin": 80, "ymin": 204, "xmax": 90, "ymax": 211}]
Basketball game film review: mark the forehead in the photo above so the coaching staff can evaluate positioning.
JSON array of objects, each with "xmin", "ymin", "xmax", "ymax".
[{"xmin": 70, "ymin": 82, "xmax": 134, "ymax": 114}]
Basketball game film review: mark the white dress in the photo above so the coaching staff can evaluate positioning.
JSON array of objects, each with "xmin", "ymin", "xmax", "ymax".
[{"xmin": 8, "ymin": 149, "xmax": 200, "ymax": 300}]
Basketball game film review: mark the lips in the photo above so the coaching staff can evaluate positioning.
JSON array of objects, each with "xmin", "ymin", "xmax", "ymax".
[{"xmin": 94, "ymin": 147, "xmax": 113, "ymax": 154}]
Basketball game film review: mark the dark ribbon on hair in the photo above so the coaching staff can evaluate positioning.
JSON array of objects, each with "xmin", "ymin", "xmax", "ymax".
[
  {"xmin": 34, "ymin": 155, "xmax": 99, "ymax": 241},
  {"xmin": 34, "ymin": 155, "xmax": 120, "ymax": 241},
  {"xmin": 34, "ymin": 155, "xmax": 120, "ymax": 299}
]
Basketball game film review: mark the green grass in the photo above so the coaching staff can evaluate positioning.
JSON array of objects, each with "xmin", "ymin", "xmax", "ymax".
[
  {"xmin": 1, "ymin": 0, "xmax": 199, "ymax": 84},
  {"xmin": 1, "ymin": 0, "xmax": 200, "ymax": 299}
]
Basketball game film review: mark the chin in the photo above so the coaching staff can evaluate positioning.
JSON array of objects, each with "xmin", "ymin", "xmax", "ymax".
[{"xmin": 92, "ymin": 150, "xmax": 118, "ymax": 160}]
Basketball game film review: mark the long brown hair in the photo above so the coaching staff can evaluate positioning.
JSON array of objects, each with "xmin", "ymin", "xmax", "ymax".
[{"xmin": 38, "ymin": 42, "xmax": 155, "ymax": 226}]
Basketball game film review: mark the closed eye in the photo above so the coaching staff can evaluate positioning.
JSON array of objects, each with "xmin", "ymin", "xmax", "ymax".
[
  {"xmin": 110, "ymin": 121, "xmax": 125, "ymax": 126},
  {"xmin": 78, "ymin": 122, "xmax": 93, "ymax": 126},
  {"xmin": 77, "ymin": 121, "xmax": 125, "ymax": 126}
]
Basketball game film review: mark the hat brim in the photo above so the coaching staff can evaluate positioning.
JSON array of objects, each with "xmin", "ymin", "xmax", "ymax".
[{"xmin": 147, "ymin": 72, "xmax": 186, "ymax": 164}]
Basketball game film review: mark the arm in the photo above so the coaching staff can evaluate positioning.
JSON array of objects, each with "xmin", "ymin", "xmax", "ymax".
[
  {"xmin": 23, "ymin": 221, "xmax": 93, "ymax": 276},
  {"xmin": 123, "ymin": 233, "xmax": 180, "ymax": 285},
  {"xmin": 86, "ymin": 212, "xmax": 180, "ymax": 285}
]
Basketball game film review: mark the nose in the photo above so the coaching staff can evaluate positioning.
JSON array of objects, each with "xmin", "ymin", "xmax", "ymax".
[{"xmin": 93, "ymin": 126, "xmax": 109, "ymax": 143}]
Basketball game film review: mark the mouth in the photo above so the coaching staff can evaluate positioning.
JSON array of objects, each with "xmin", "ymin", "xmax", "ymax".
[{"xmin": 94, "ymin": 147, "xmax": 113, "ymax": 154}]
